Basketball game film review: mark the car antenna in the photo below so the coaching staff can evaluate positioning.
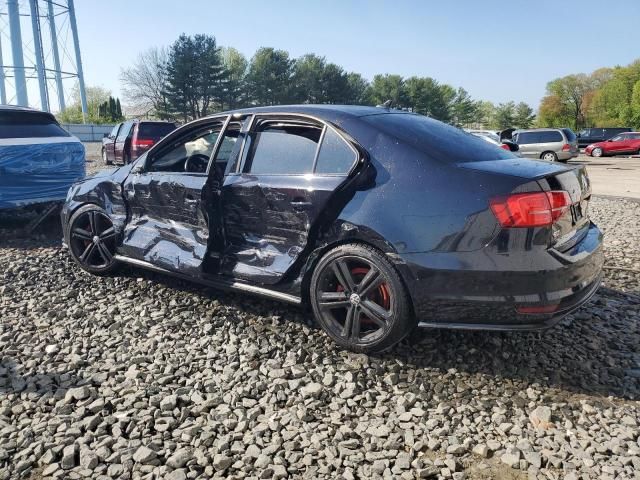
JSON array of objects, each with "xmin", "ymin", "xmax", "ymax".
[{"xmin": 376, "ymin": 99, "xmax": 393, "ymax": 109}]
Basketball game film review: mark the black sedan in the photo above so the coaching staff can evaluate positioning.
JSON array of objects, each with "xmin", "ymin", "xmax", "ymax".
[{"xmin": 62, "ymin": 105, "xmax": 604, "ymax": 353}]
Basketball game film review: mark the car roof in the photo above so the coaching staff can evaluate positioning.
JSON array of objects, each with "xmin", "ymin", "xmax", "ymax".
[
  {"xmin": 0, "ymin": 104, "xmax": 45, "ymax": 113},
  {"xmin": 517, "ymin": 128, "xmax": 562, "ymax": 133},
  {"xmin": 212, "ymin": 104, "xmax": 405, "ymax": 123}
]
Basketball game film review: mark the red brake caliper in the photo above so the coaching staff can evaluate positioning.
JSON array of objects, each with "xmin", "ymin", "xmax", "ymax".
[{"xmin": 337, "ymin": 267, "xmax": 390, "ymax": 325}]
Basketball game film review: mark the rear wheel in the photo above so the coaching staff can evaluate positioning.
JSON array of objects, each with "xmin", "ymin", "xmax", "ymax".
[
  {"xmin": 67, "ymin": 205, "xmax": 119, "ymax": 275},
  {"xmin": 541, "ymin": 151, "xmax": 557, "ymax": 162},
  {"xmin": 310, "ymin": 243, "xmax": 413, "ymax": 353},
  {"xmin": 592, "ymin": 147, "xmax": 603, "ymax": 158}
]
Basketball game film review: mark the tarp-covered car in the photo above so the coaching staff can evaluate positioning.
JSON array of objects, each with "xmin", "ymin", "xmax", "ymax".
[{"xmin": 0, "ymin": 106, "xmax": 85, "ymax": 210}]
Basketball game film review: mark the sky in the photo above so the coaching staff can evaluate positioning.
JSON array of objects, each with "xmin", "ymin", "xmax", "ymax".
[{"xmin": 11, "ymin": 0, "xmax": 640, "ymax": 110}]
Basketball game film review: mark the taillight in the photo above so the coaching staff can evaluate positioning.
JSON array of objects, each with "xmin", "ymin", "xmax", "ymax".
[
  {"xmin": 133, "ymin": 139, "xmax": 154, "ymax": 148},
  {"xmin": 490, "ymin": 191, "xmax": 571, "ymax": 227},
  {"xmin": 561, "ymin": 144, "xmax": 570, "ymax": 151},
  {"xmin": 500, "ymin": 143, "xmax": 510, "ymax": 151}
]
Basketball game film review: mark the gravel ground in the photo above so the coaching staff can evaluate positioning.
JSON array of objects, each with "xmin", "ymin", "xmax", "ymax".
[{"xmin": 0, "ymin": 196, "xmax": 638, "ymax": 480}]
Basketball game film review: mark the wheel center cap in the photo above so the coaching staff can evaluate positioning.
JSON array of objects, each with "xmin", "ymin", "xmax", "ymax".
[
  {"xmin": 92, "ymin": 236, "xmax": 100, "ymax": 244},
  {"xmin": 349, "ymin": 293, "xmax": 361, "ymax": 306}
]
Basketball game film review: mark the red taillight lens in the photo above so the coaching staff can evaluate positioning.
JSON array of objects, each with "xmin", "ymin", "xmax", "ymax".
[
  {"xmin": 133, "ymin": 139, "xmax": 154, "ymax": 148},
  {"xmin": 490, "ymin": 191, "xmax": 571, "ymax": 227},
  {"xmin": 500, "ymin": 143, "xmax": 510, "ymax": 151},
  {"xmin": 561, "ymin": 144, "xmax": 570, "ymax": 151}
]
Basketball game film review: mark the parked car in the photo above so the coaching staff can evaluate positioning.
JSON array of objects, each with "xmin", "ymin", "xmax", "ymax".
[
  {"xmin": 576, "ymin": 127, "xmax": 631, "ymax": 148},
  {"xmin": 0, "ymin": 105, "xmax": 85, "ymax": 210},
  {"xmin": 102, "ymin": 120, "xmax": 176, "ymax": 165},
  {"xmin": 584, "ymin": 132, "xmax": 640, "ymax": 157},
  {"xmin": 512, "ymin": 128, "xmax": 579, "ymax": 162},
  {"xmin": 468, "ymin": 130, "xmax": 521, "ymax": 155},
  {"xmin": 62, "ymin": 105, "xmax": 603, "ymax": 353}
]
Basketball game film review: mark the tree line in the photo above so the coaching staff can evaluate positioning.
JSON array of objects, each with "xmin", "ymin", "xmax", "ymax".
[
  {"xmin": 119, "ymin": 33, "xmax": 536, "ymax": 129},
  {"xmin": 538, "ymin": 59, "xmax": 640, "ymax": 130}
]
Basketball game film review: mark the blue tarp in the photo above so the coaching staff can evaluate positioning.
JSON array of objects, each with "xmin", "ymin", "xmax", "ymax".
[{"xmin": 0, "ymin": 138, "xmax": 85, "ymax": 210}]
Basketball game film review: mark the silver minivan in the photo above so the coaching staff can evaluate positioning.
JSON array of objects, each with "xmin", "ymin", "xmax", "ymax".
[{"xmin": 513, "ymin": 128, "xmax": 579, "ymax": 162}]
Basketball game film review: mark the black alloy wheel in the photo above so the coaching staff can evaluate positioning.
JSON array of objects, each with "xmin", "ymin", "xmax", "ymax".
[
  {"xmin": 68, "ymin": 205, "xmax": 118, "ymax": 274},
  {"xmin": 310, "ymin": 243, "xmax": 413, "ymax": 353}
]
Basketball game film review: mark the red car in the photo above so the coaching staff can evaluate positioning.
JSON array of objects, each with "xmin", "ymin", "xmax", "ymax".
[
  {"xmin": 102, "ymin": 120, "xmax": 177, "ymax": 165},
  {"xmin": 585, "ymin": 132, "xmax": 640, "ymax": 157}
]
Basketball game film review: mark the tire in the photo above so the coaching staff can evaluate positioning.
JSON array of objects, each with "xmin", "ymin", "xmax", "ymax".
[
  {"xmin": 67, "ymin": 204, "xmax": 119, "ymax": 275},
  {"xmin": 592, "ymin": 147, "xmax": 603, "ymax": 158},
  {"xmin": 541, "ymin": 151, "xmax": 557, "ymax": 162},
  {"xmin": 309, "ymin": 243, "xmax": 414, "ymax": 353},
  {"xmin": 102, "ymin": 148, "xmax": 112, "ymax": 165}
]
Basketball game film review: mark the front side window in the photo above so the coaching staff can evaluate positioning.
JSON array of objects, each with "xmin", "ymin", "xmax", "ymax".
[
  {"xmin": 315, "ymin": 128, "xmax": 357, "ymax": 174},
  {"xmin": 148, "ymin": 125, "xmax": 222, "ymax": 173},
  {"xmin": 609, "ymin": 135, "xmax": 623, "ymax": 142},
  {"xmin": 116, "ymin": 122, "xmax": 133, "ymax": 142},
  {"xmin": 244, "ymin": 122, "xmax": 322, "ymax": 175}
]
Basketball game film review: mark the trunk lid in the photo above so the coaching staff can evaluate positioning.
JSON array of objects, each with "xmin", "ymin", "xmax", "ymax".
[{"xmin": 536, "ymin": 164, "xmax": 592, "ymax": 249}]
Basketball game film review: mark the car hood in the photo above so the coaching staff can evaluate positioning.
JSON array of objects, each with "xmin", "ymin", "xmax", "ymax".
[
  {"xmin": 456, "ymin": 158, "xmax": 573, "ymax": 179},
  {"xmin": 587, "ymin": 141, "xmax": 607, "ymax": 148}
]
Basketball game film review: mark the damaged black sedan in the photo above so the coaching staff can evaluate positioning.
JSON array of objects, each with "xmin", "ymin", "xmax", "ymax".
[{"xmin": 62, "ymin": 106, "xmax": 604, "ymax": 353}]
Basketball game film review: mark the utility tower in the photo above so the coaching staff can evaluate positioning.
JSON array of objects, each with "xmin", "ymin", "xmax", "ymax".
[{"xmin": 0, "ymin": 0, "xmax": 88, "ymax": 120}]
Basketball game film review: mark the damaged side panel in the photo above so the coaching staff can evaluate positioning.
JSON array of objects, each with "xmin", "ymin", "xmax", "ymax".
[{"xmin": 119, "ymin": 172, "xmax": 210, "ymax": 276}]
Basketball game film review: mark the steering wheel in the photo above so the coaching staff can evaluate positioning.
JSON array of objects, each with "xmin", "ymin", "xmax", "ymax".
[{"xmin": 184, "ymin": 153, "xmax": 210, "ymax": 173}]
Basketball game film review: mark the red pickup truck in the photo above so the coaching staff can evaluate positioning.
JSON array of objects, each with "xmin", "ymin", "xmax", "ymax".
[{"xmin": 102, "ymin": 120, "xmax": 177, "ymax": 165}]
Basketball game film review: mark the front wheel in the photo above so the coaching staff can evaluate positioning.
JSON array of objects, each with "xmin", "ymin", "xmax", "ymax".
[
  {"xmin": 309, "ymin": 243, "xmax": 414, "ymax": 353},
  {"xmin": 541, "ymin": 151, "xmax": 558, "ymax": 162},
  {"xmin": 592, "ymin": 147, "xmax": 603, "ymax": 158},
  {"xmin": 67, "ymin": 205, "xmax": 119, "ymax": 275}
]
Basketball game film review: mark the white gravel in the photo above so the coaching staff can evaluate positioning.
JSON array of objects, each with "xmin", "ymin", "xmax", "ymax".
[{"xmin": 0, "ymin": 196, "xmax": 638, "ymax": 480}]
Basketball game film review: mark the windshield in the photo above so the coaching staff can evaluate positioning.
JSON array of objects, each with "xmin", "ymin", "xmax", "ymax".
[
  {"xmin": 362, "ymin": 113, "xmax": 514, "ymax": 163},
  {"xmin": 610, "ymin": 135, "xmax": 623, "ymax": 142}
]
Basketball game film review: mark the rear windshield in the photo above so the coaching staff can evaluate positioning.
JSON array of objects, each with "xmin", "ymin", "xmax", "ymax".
[
  {"xmin": 137, "ymin": 122, "xmax": 176, "ymax": 139},
  {"xmin": 361, "ymin": 113, "xmax": 513, "ymax": 163},
  {"xmin": 0, "ymin": 111, "xmax": 70, "ymax": 139},
  {"xmin": 562, "ymin": 128, "xmax": 576, "ymax": 142}
]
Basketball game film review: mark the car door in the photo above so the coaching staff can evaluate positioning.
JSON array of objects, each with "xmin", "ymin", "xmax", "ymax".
[
  {"xmin": 105, "ymin": 123, "xmax": 121, "ymax": 162},
  {"xmin": 514, "ymin": 131, "xmax": 538, "ymax": 158},
  {"xmin": 629, "ymin": 133, "xmax": 640, "ymax": 154},
  {"xmin": 114, "ymin": 121, "xmax": 133, "ymax": 163},
  {"xmin": 119, "ymin": 117, "xmax": 227, "ymax": 275},
  {"xmin": 606, "ymin": 134, "xmax": 628, "ymax": 154},
  {"xmin": 219, "ymin": 116, "xmax": 359, "ymax": 284}
]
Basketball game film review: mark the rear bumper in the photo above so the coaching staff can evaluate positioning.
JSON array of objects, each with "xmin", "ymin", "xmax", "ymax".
[
  {"xmin": 399, "ymin": 222, "xmax": 604, "ymax": 330},
  {"xmin": 558, "ymin": 151, "xmax": 579, "ymax": 161}
]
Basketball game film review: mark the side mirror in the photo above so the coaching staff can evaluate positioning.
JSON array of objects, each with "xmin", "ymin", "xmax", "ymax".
[{"xmin": 502, "ymin": 140, "xmax": 519, "ymax": 152}]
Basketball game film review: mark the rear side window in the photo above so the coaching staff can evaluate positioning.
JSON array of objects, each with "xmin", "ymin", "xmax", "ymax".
[
  {"xmin": 515, "ymin": 132, "xmax": 538, "ymax": 144},
  {"xmin": 0, "ymin": 111, "xmax": 70, "ymax": 139},
  {"xmin": 137, "ymin": 122, "xmax": 176, "ymax": 139},
  {"xmin": 361, "ymin": 113, "xmax": 513, "ymax": 163},
  {"xmin": 562, "ymin": 129, "xmax": 576, "ymax": 142},
  {"xmin": 244, "ymin": 123, "xmax": 322, "ymax": 174},
  {"xmin": 315, "ymin": 128, "xmax": 357, "ymax": 174},
  {"xmin": 537, "ymin": 131, "xmax": 563, "ymax": 143}
]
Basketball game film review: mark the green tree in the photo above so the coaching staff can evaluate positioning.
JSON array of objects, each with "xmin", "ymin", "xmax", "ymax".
[
  {"xmin": 57, "ymin": 85, "xmax": 114, "ymax": 124},
  {"xmin": 246, "ymin": 47, "xmax": 294, "ymax": 106},
  {"xmin": 493, "ymin": 102, "xmax": 516, "ymax": 129},
  {"xmin": 478, "ymin": 101, "xmax": 496, "ymax": 128},
  {"xmin": 345, "ymin": 72, "xmax": 370, "ymax": 105},
  {"xmin": 292, "ymin": 53, "xmax": 327, "ymax": 103},
  {"xmin": 367, "ymin": 74, "xmax": 406, "ymax": 107},
  {"xmin": 164, "ymin": 34, "xmax": 226, "ymax": 121},
  {"xmin": 450, "ymin": 87, "xmax": 480, "ymax": 126},
  {"xmin": 513, "ymin": 102, "xmax": 535, "ymax": 128},
  {"xmin": 220, "ymin": 46, "xmax": 248, "ymax": 110}
]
